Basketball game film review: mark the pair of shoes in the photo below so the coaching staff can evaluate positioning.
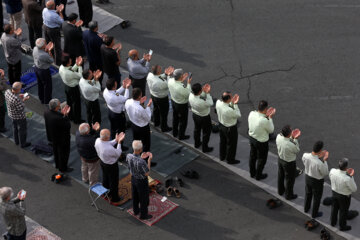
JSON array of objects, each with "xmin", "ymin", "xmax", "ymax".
[
  {"xmin": 178, "ymin": 135, "xmax": 190, "ymax": 140},
  {"xmin": 165, "ymin": 177, "xmax": 184, "ymax": 188},
  {"xmin": 340, "ymin": 225, "xmax": 352, "ymax": 231},
  {"xmin": 227, "ymin": 160, "xmax": 240, "ymax": 165},
  {"xmin": 194, "ymin": 142, "xmax": 202, "ymax": 148},
  {"xmin": 256, "ymin": 173, "xmax": 268, "ymax": 180},
  {"xmin": 140, "ymin": 214, "xmax": 153, "ymax": 220},
  {"xmin": 21, "ymin": 142, "xmax": 31, "ymax": 148},
  {"xmin": 162, "ymin": 127, "xmax": 172, "ymax": 133},
  {"xmin": 285, "ymin": 194, "xmax": 298, "ymax": 200},
  {"xmin": 0, "ymin": 127, "xmax": 7, "ymax": 132},
  {"xmin": 181, "ymin": 170, "xmax": 199, "ymax": 179},
  {"xmin": 167, "ymin": 187, "xmax": 181, "ymax": 198},
  {"xmin": 203, "ymin": 147, "xmax": 213, "ymax": 153},
  {"xmin": 312, "ymin": 211, "xmax": 323, "ymax": 218}
]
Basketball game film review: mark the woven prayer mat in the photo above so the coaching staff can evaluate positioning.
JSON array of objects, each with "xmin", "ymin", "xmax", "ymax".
[
  {"xmin": 118, "ymin": 173, "xmax": 132, "ymax": 205},
  {"xmin": 27, "ymin": 226, "xmax": 61, "ymax": 240},
  {"xmin": 17, "ymin": 66, "xmax": 59, "ymax": 93},
  {"xmin": 127, "ymin": 192, "xmax": 178, "ymax": 226}
]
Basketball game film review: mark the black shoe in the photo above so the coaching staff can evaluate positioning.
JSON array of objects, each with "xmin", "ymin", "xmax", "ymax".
[
  {"xmin": 340, "ymin": 225, "xmax": 351, "ymax": 231},
  {"xmin": 227, "ymin": 160, "xmax": 240, "ymax": 165},
  {"xmin": 285, "ymin": 194, "xmax": 298, "ymax": 200},
  {"xmin": 179, "ymin": 135, "xmax": 190, "ymax": 140},
  {"xmin": 21, "ymin": 142, "xmax": 31, "ymax": 148},
  {"xmin": 203, "ymin": 147, "xmax": 213, "ymax": 153},
  {"xmin": 256, "ymin": 173, "xmax": 268, "ymax": 180},
  {"xmin": 312, "ymin": 211, "xmax": 323, "ymax": 218},
  {"xmin": 150, "ymin": 162, "xmax": 157, "ymax": 167},
  {"xmin": 0, "ymin": 127, "xmax": 7, "ymax": 132},
  {"xmin": 194, "ymin": 142, "xmax": 202, "ymax": 148},
  {"xmin": 133, "ymin": 211, "xmax": 139, "ymax": 216},
  {"xmin": 140, "ymin": 214, "xmax": 153, "ymax": 220},
  {"xmin": 220, "ymin": 158, "xmax": 225, "ymax": 161},
  {"xmin": 162, "ymin": 127, "xmax": 172, "ymax": 133}
]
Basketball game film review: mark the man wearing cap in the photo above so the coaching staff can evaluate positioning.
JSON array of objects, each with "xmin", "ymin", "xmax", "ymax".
[
  {"xmin": 215, "ymin": 91, "xmax": 241, "ymax": 164},
  {"xmin": 168, "ymin": 69, "xmax": 191, "ymax": 140},
  {"xmin": 83, "ymin": 21, "xmax": 104, "ymax": 86},
  {"xmin": 302, "ymin": 141, "xmax": 329, "ymax": 218},
  {"xmin": 62, "ymin": 13, "xmax": 85, "ymax": 65},
  {"xmin": 33, "ymin": 38, "xmax": 54, "ymax": 104},
  {"xmin": 189, "ymin": 83, "xmax": 213, "ymax": 153},
  {"xmin": 127, "ymin": 49, "xmax": 151, "ymax": 96},
  {"xmin": 42, "ymin": 0, "xmax": 63, "ymax": 65},
  {"xmin": 146, "ymin": 65, "xmax": 173, "ymax": 132},
  {"xmin": 276, "ymin": 125, "xmax": 300, "ymax": 200},
  {"xmin": 329, "ymin": 158, "xmax": 357, "ymax": 231},
  {"xmin": 101, "ymin": 36, "xmax": 121, "ymax": 87},
  {"xmin": 248, "ymin": 100, "xmax": 275, "ymax": 180}
]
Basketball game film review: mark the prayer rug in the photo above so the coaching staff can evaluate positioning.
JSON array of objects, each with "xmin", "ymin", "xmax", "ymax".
[
  {"xmin": 127, "ymin": 192, "xmax": 178, "ymax": 226},
  {"xmin": 16, "ymin": 66, "xmax": 59, "ymax": 93},
  {"xmin": 27, "ymin": 226, "xmax": 61, "ymax": 240},
  {"xmin": 118, "ymin": 174, "xmax": 132, "ymax": 205}
]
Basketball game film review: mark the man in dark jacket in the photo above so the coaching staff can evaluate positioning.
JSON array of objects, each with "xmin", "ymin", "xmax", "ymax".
[
  {"xmin": 22, "ymin": 0, "xmax": 44, "ymax": 48},
  {"xmin": 44, "ymin": 98, "xmax": 72, "ymax": 173},
  {"xmin": 76, "ymin": 0, "xmax": 92, "ymax": 27},
  {"xmin": 62, "ymin": 13, "xmax": 85, "ymax": 64},
  {"xmin": 76, "ymin": 122, "xmax": 100, "ymax": 186},
  {"xmin": 100, "ymin": 36, "xmax": 121, "ymax": 86}
]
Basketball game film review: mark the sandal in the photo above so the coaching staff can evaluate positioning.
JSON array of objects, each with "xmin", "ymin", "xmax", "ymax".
[
  {"xmin": 266, "ymin": 198, "xmax": 282, "ymax": 209},
  {"xmin": 173, "ymin": 187, "xmax": 181, "ymax": 198},
  {"xmin": 167, "ymin": 187, "xmax": 173, "ymax": 197}
]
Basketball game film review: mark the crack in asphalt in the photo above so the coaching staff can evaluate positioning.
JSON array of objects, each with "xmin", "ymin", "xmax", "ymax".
[{"xmin": 228, "ymin": 0, "xmax": 243, "ymax": 77}]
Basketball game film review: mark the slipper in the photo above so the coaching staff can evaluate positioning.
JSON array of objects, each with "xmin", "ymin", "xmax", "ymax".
[
  {"xmin": 266, "ymin": 198, "xmax": 282, "ymax": 209},
  {"xmin": 174, "ymin": 177, "xmax": 184, "ymax": 187},
  {"xmin": 167, "ymin": 187, "xmax": 173, "ymax": 197},
  {"xmin": 173, "ymin": 187, "xmax": 181, "ymax": 198},
  {"xmin": 305, "ymin": 219, "xmax": 319, "ymax": 231}
]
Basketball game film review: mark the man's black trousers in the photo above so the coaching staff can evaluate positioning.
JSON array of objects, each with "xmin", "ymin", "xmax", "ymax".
[
  {"xmin": 64, "ymin": 85, "xmax": 82, "ymax": 123},
  {"xmin": 53, "ymin": 140, "xmax": 70, "ymax": 172},
  {"xmin": 108, "ymin": 110, "xmax": 126, "ymax": 140},
  {"xmin": 100, "ymin": 161, "xmax": 120, "ymax": 202},
  {"xmin": 249, "ymin": 136, "xmax": 268, "ymax": 178},
  {"xmin": 331, "ymin": 191, "xmax": 351, "ymax": 228},
  {"xmin": 7, "ymin": 60, "xmax": 21, "ymax": 85},
  {"xmin": 304, "ymin": 175, "xmax": 324, "ymax": 218},
  {"xmin": 34, "ymin": 67, "xmax": 52, "ymax": 104},
  {"xmin": 151, "ymin": 95, "xmax": 169, "ymax": 131},
  {"xmin": 84, "ymin": 99, "xmax": 101, "ymax": 125},
  {"xmin": 130, "ymin": 76, "xmax": 146, "ymax": 97},
  {"xmin": 193, "ymin": 113, "xmax": 212, "ymax": 151},
  {"xmin": 131, "ymin": 123, "xmax": 150, "ymax": 152},
  {"xmin": 219, "ymin": 123, "xmax": 238, "ymax": 162},
  {"xmin": 171, "ymin": 100, "xmax": 188, "ymax": 138},
  {"xmin": 28, "ymin": 25, "xmax": 42, "ymax": 49},
  {"xmin": 131, "ymin": 176, "xmax": 149, "ymax": 218},
  {"xmin": 43, "ymin": 26, "xmax": 62, "ymax": 65},
  {"xmin": 76, "ymin": 0, "xmax": 93, "ymax": 26},
  {"xmin": 278, "ymin": 158, "xmax": 296, "ymax": 198}
]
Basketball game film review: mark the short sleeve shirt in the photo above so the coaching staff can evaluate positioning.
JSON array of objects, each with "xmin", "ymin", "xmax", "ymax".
[{"xmin": 126, "ymin": 153, "xmax": 149, "ymax": 179}]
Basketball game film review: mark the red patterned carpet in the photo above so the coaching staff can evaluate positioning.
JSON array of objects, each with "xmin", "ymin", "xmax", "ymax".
[
  {"xmin": 27, "ymin": 226, "xmax": 61, "ymax": 240},
  {"xmin": 127, "ymin": 192, "xmax": 179, "ymax": 226}
]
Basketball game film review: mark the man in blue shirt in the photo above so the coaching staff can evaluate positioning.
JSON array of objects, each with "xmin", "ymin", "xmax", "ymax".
[{"xmin": 42, "ymin": 0, "xmax": 63, "ymax": 65}]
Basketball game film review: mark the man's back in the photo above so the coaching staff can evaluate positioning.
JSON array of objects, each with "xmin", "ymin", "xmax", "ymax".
[
  {"xmin": 83, "ymin": 30, "xmax": 102, "ymax": 66},
  {"xmin": 62, "ymin": 22, "xmax": 84, "ymax": 56},
  {"xmin": 44, "ymin": 108, "xmax": 71, "ymax": 144},
  {"xmin": 22, "ymin": 0, "xmax": 43, "ymax": 27}
]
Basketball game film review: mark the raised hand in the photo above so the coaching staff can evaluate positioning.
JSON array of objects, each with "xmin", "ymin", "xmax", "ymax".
[
  {"xmin": 118, "ymin": 132, "xmax": 125, "ymax": 143},
  {"xmin": 14, "ymin": 28, "xmax": 22, "ymax": 36},
  {"xmin": 92, "ymin": 122, "xmax": 100, "ymax": 131},
  {"xmin": 56, "ymin": 4, "xmax": 64, "ymax": 12},
  {"xmin": 165, "ymin": 66, "xmax": 174, "ymax": 76},
  {"xmin": 202, "ymin": 84, "xmax": 211, "ymax": 93},
  {"xmin": 61, "ymin": 105, "xmax": 71, "ymax": 116},
  {"xmin": 147, "ymin": 98, "xmax": 152, "ymax": 107},
  {"xmin": 76, "ymin": 56, "xmax": 83, "ymax": 66},
  {"xmin": 147, "ymin": 152, "xmax": 153, "ymax": 159},
  {"xmin": 231, "ymin": 94, "xmax": 239, "ymax": 104},
  {"xmin": 141, "ymin": 152, "xmax": 148, "ymax": 159},
  {"xmin": 94, "ymin": 70, "xmax": 102, "ymax": 81},
  {"xmin": 291, "ymin": 129, "xmax": 301, "ymax": 139},
  {"xmin": 113, "ymin": 43, "xmax": 122, "ymax": 52},
  {"xmin": 75, "ymin": 20, "xmax": 83, "ymax": 27},
  {"xmin": 140, "ymin": 96, "xmax": 147, "ymax": 104},
  {"xmin": 45, "ymin": 42, "xmax": 54, "ymax": 52},
  {"xmin": 266, "ymin": 107, "xmax": 276, "ymax": 118},
  {"xmin": 0, "ymin": 69, "xmax": 4, "ymax": 79},
  {"xmin": 122, "ymin": 78, "xmax": 131, "ymax": 88},
  {"xmin": 17, "ymin": 190, "xmax": 26, "ymax": 201}
]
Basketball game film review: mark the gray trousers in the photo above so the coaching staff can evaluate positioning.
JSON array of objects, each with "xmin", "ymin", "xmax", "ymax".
[{"xmin": 12, "ymin": 118, "xmax": 27, "ymax": 146}]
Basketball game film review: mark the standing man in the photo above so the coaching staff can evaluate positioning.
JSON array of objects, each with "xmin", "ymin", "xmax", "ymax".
[
  {"xmin": 168, "ymin": 69, "xmax": 191, "ymax": 140},
  {"xmin": 33, "ymin": 38, "xmax": 54, "ymax": 104},
  {"xmin": 1, "ymin": 24, "xmax": 22, "ymax": 85},
  {"xmin": 79, "ymin": 69, "xmax": 102, "ymax": 124},
  {"xmin": 127, "ymin": 49, "xmax": 151, "ymax": 96},
  {"xmin": 302, "ymin": 141, "xmax": 329, "ymax": 218},
  {"xmin": 5, "ymin": 82, "xmax": 31, "ymax": 148},
  {"xmin": 276, "ymin": 125, "xmax": 300, "ymax": 200},
  {"xmin": 100, "ymin": 36, "xmax": 122, "ymax": 86},
  {"xmin": 62, "ymin": 13, "xmax": 85, "ymax": 64},
  {"xmin": 42, "ymin": 0, "xmax": 63, "ymax": 66},
  {"xmin": 189, "ymin": 83, "xmax": 213, "ymax": 153},
  {"xmin": 103, "ymin": 77, "xmax": 131, "ymax": 141},
  {"xmin": 0, "ymin": 187, "xmax": 27, "ymax": 240},
  {"xmin": 146, "ymin": 65, "xmax": 173, "ymax": 132},
  {"xmin": 94, "ymin": 129, "xmax": 125, "ymax": 205},
  {"xmin": 215, "ymin": 91, "xmax": 241, "ymax": 164},
  {"xmin": 3, "ymin": 0, "xmax": 23, "ymax": 30},
  {"xmin": 22, "ymin": 0, "xmax": 44, "ymax": 49},
  {"xmin": 126, "ymin": 140, "xmax": 153, "ymax": 220},
  {"xmin": 83, "ymin": 21, "xmax": 104, "ymax": 87},
  {"xmin": 44, "ymin": 99, "xmax": 72, "ymax": 173},
  {"xmin": 330, "ymin": 158, "xmax": 357, "ymax": 231},
  {"xmin": 0, "ymin": 69, "xmax": 7, "ymax": 132},
  {"xmin": 76, "ymin": 122, "xmax": 101, "ymax": 186},
  {"xmin": 76, "ymin": 0, "xmax": 92, "ymax": 27},
  {"xmin": 248, "ymin": 100, "xmax": 275, "ymax": 180},
  {"xmin": 59, "ymin": 55, "xmax": 84, "ymax": 124}
]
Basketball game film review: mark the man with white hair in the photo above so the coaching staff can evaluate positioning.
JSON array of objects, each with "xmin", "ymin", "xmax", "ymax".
[
  {"xmin": 33, "ymin": 38, "xmax": 54, "ymax": 104},
  {"xmin": 94, "ymin": 129, "xmax": 125, "ymax": 205},
  {"xmin": 4, "ymin": 82, "xmax": 31, "ymax": 148},
  {"xmin": 126, "ymin": 140, "xmax": 153, "ymax": 220},
  {"xmin": 0, "ymin": 187, "xmax": 27, "ymax": 240},
  {"xmin": 76, "ymin": 122, "xmax": 101, "ymax": 185},
  {"xmin": 44, "ymin": 98, "xmax": 72, "ymax": 172}
]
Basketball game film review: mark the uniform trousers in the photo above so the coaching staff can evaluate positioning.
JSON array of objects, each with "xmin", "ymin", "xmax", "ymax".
[
  {"xmin": 53, "ymin": 140, "xmax": 70, "ymax": 172},
  {"xmin": 193, "ymin": 113, "xmax": 212, "ymax": 150},
  {"xmin": 219, "ymin": 123, "xmax": 238, "ymax": 162},
  {"xmin": 28, "ymin": 25, "xmax": 42, "ymax": 49},
  {"xmin": 171, "ymin": 100, "xmax": 188, "ymax": 138},
  {"xmin": 151, "ymin": 95, "xmax": 169, "ymax": 131},
  {"xmin": 34, "ymin": 67, "xmax": 52, "ymax": 104},
  {"xmin": 12, "ymin": 118, "xmax": 27, "ymax": 146},
  {"xmin": 108, "ymin": 110, "xmax": 126, "ymax": 140},
  {"xmin": 331, "ymin": 191, "xmax": 351, "ymax": 229},
  {"xmin": 304, "ymin": 175, "xmax": 324, "ymax": 218},
  {"xmin": 64, "ymin": 85, "xmax": 82, "ymax": 123},
  {"xmin": 131, "ymin": 176, "xmax": 150, "ymax": 218},
  {"xmin": 84, "ymin": 99, "xmax": 101, "ymax": 125},
  {"xmin": 100, "ymin": 161, "xmax": 120, "ymax": 202},
  {"xmin": 130, "ymin": 75, "xmax": 146, "ymax": 97},
  {"xmin": 278, "ymin": 158, "xmax": 296, "ymax": 198},
  {"xmin": 131, "ymin": 123, "xmax": 150, "ymax": 152},
  {"xmin": 7, "ymin": 61, "xmax": 21, "ymax": 85},
  {"xmin": 43, "ymin": 26, "xmax": 62, "ymax": 66},
  {"xmin": 249, "ymin": 136, "xmax": 268, "ymax": 178}
]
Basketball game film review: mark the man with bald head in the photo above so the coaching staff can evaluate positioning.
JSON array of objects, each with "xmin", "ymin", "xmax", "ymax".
[
  {"xmin": 76, "ymin": 122, "xmax": 101, "ymax": 185},
  {"xmin": 42, "ymin": 0, "xmax": 63, "ymax": 65},
  {"xmin": 5, "ymin": 82, "xmax": 31, "ymax": 148},
  {"xmin": 95, "ymin": 129, "xmax": 125, "ymax": 205},
  {"xmin": 127, "ymin": 49, "xmax": 151, "ymax": 96}
]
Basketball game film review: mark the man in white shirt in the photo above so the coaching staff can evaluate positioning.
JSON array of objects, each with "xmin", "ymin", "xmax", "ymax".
[
  {"xmin": 302, "ymin": 141, "xmax": 329, "ymax": 218},
  {"xmin": 94, "ymin": 129, "xmax": 125, "ymax": 205},
  {"xmin": 248, "ymin": 100, "xmax": 275, "ymax": 180},
  {"xmin": 79, "ymin": 69, "xmax": 102, "ymax": 124},
  {"xmin": 168, "ymin": 69, "xmax": 191, "ymax": 140},
  {"xmin": 329, "ymin": 158, "xmax": 357, "ymax": 231},
  {"xmin": 189, "ymin": 83, "xmax": 213, "ymax": 153},
  {"xmin": 103, "ymin": 77, "xmax": 131, "ymax": 143},
  {"xmin": 146, "ymin": 65, "xmax": 173, "ymax": 132},
  {"xmin": 125, "ymin": 88, "xmax": 156, "ymax": 167},
  {"xmin": 276, "ymin": 125, "xmax": 300, "ymax": 200},
  {"xmin": 59, "ymin": 55, "xmax": 84, "ymax": 124}
]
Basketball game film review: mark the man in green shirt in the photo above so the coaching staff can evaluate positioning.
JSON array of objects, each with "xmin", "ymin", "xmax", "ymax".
[{"xmin": 215, "ymin": 91, "xmax": 241, "ymax": 164}]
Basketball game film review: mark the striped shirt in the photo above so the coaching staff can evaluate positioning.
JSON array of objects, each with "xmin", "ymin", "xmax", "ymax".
[
  {"xmin": 4, "ymin": 90, "xmax": 25, "ymax": 120},
  {"xmin": 126, "ymin": 153, "xmax": 149, "ymax": 179}
]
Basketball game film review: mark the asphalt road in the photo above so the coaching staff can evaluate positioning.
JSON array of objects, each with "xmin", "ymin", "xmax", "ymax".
[{"xmin": 99, "ymin": 0, "xmax": 360, "ymax": 199}]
